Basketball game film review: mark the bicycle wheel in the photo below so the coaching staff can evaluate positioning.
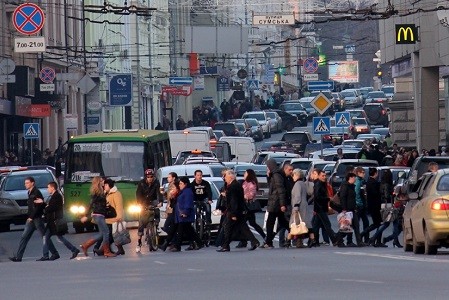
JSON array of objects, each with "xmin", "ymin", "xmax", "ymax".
[
  {"xmin": 203, "ymin": 221, "xmax": 211, "ymax": 247},
  {"xmin": 148, "ymin": 222, "xmax": 159, "ymax": 251}
]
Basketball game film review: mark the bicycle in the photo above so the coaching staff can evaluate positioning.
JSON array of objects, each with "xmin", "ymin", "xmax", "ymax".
[
  {"xmin": 136, "ymin": 206, "xmax": 160, "ymax": 253},
  {"xmin": 194, "ymin": 200, "xmax": 211, "ymax": 247}
]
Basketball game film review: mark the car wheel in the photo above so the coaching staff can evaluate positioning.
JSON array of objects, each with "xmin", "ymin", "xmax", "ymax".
[
  {"xmin": 403, "ymin": 221, "xmax": 413, "ymax": 252},
  {"xmin": 412, "ymin": 230, "xmax": 424, "ymax": 254},
  {"xmin": 424, "ymin": 227, "xmax": 438, "ymax": 255}
]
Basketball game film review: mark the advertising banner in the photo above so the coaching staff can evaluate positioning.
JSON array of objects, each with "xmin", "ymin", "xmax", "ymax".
[{"xmin": 328, "ymin": 61, "xmax": 359, "ymax": 83}]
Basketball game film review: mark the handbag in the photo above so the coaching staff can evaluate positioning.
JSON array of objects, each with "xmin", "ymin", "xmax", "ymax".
[
  {"xmin": 105, "ymin": 204, "xmax": 117, "ymax": 219},
  {"xmin": 289, "ymin": 211, "xmax": 308, "ymax": 236},
  {"xmin": 112, "ymin": 221, "xmax": 131, "ymax": 246},
  {"xmin": 381, "ymin": 206, "xmax": 398, "ymax": 223},
  {"xmin": 246, "ymin": 199, "xmax": 262, "ymax": 212},
  {"xmin": 54, "ymin": 217, "xmax": 68, "ymax": 235}
]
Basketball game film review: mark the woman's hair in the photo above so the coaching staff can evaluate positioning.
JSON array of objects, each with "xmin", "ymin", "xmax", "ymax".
[
  {"xmin": 90, "ymin": 176, "xmax": 103, "ymax": 196},
  {"xmin": 381, "ymin": 169, "xmax": 393, "ymax": 185},
  {"xmin": 292, "ymin": 168, "xmax": 304, "ymax": 180},
  {"xmin": 245, "ymin": 169, "xmax": 258, "ymax": 185},
  {"xmin": 179, "ymin": 176, "xmax": 190, "ymax": 185},
  {"xmin": 168, "ymin": 172, "xmax": 178, "ymax": 179},
  {"xmin": 104, "ymin": 178, "xmax": 115, "ymax": 188},
  {"xmin": 345, "ymin": 172, "xmax": 356, "ymax": 181}
]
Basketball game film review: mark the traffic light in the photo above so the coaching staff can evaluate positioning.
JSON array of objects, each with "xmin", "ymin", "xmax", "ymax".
[
  {"xmin": 274, "ymin": 71, "xmax": 282, "ymax": 86},
  {"xmin": 376, "ymin": 68, "xmax": 382, "ymax": 79}
]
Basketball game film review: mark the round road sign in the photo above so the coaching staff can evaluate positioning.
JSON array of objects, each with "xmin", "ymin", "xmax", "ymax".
[
  {"xmin": 303, "ymin": 57, "xmax": 319, "ymax": 74},
  {"xmin": 13, "ymin": 3, "xmax": 45, "ymax": 35},
  {"xmin": 39, "ymin": 67, "xmax": 56, "ymax": 84}
]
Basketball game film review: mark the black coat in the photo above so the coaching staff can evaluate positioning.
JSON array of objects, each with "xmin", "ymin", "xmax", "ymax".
[
  {"xmin": 313, "ymin": 180, "xmax": 329, "ymax": 213},
  {"xmin": 366, "ymin": 177, "xmax": 381, "ymax": 212},
  {"xmin": 267, "ymin": 170, "xmax": 288, "ymax": 213},
  {"xmin": 44, "ymin": 191, "xmax": 64, "ymax": 234},
  {"xmin": 225, "ymin": 180, "xmax": 247, "ymax": 219},
  {"xmin": 340, "ymin": 181, "xmax": 356, "ymax": 212},
  {"xmin": 136, "ymin": 179, "xmax": 162, "ymax": 207},
  {"xmin": 27, "ymin": 186, "xmax": 45, "ymax": 219},
  {"xmin": 88, "ymin": 194, "xmax": 107, "ymax": 216}
]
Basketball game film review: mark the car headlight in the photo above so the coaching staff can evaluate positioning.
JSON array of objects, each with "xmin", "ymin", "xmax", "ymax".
[
  {"xmin": 70, "ymin": 205, "xmax": 86, "ymax": 214},
  {"xmin": 128, "ymin": 204, "xmax": 142, "ymax": 214},
  {"xmin": 0, "ymin": 198, "xmax": 14, "ymax": 206}
]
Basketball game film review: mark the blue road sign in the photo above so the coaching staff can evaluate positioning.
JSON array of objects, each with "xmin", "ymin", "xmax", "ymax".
[
  {"xmin": 13, "ymin": 3, "xmax": 45, "ymax": 35},
  {"xmin": 313, "ymin": 117, "xmax": 330, "ymax": 135},
  {"xmin": 217, "ymin": 76, "xmax": 230, "ymax": 91},
  {"xmin": 304, "ymin": 57, "xmax": 319, "ymax": 73},
  {"xmin": 169, "ymin": 77, "xmax": 193, "ymax": 85},
  {"xmin": 247, "ymin": 79, "xmax": 259, "ymax": 90},
  {"xmin": 262, "ymin": 64, "xmax": 275, "ymax": 84},
  {"xmin": 109, "ymin": 74, "xmax": 132, "ymax": 106},
  {"xmin": 23, "ymin": 123, "xmax": 39, "ymax": 139},
  {"xmin": 308, "ymin": 81, "xmax": 334, "ymax": 91},
  {"xmin": 335, "ymin": 112, "xmax": 351, "ymax": 127}
]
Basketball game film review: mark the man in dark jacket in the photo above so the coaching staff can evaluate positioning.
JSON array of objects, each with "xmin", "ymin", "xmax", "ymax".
[
  {"xmin": 311, "ymin": 170, "xmax": 341, "ymax": 247},
  {"xmin": 217, "ymin": 170, "xmax": 259, "ymax": 252},
  {"xmin": 262, "ymin": 159, "xmax": 293, "ymax": 249},
  {"xmin": 9, "ymin": 177, "xmax": 56, "ymax": 262},
  {"xmin": 135, "ymin": 169, "xmax": 163, "ymax": 253},
  {"xmin": 340, "ymin": 172, "xmax": 363, "ymax": 247},
  {"xmin": 190, "ymin": 170, "xmax": 213, "ymax": 224}
]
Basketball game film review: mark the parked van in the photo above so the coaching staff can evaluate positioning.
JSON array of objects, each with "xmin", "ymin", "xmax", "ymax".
[
  {"xmin": 219, "ymin": 136, "xmax": 256, "ymax": 163},
  {"xmin": 168, "ymin": 130, "xmax": 210, "ymax": 160}
]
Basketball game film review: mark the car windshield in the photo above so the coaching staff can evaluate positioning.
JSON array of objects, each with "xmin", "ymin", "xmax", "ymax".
[
  {"xmin": 4, "ymin": 173, "xmax": 54, "ymax": 191},
  {"xmin": 353, "ymin": 118, "xmax": 367, "ymax": 125},
  {"xmin": 280, "ymin": 103, "xmax": 303, "ymax": 111},
  {"xmin": 266, "ymin": 112, "xmax": 276, "ymax": 118},
  {"xmin": 234, "ymin": 165, "xmax": 267, "ymax": 176},
  {"xmin": 291, "ymin": 161, "xmax": 314, "ymax": 171},
  {"xmin": 437, "ymin": 174, "xmax": 449, "ymax": 191},
  {"xmin": 368, "ymin": 92, "xmax": 386, "ymax": 98},
  {"xmin": 381, "ymin": 86, "xmax": 394, "ymax": 94},
  {"xmin": 341, "ymin": 91, "xmax": 355, "ymax": 97},
  {"xmin": 300, "ymin": 102, "xmax": 312, "ymax": 109},
  {"xmin": 243, "ymin": 113, "xmax": 264, "ymax": 121},
  {"xmin": 246, "ymin": 119, "xmax": 259, "ymax": 126},
  {"xmin": 282, "ymin": 133, "xmax": 309, "ymax": 143}
]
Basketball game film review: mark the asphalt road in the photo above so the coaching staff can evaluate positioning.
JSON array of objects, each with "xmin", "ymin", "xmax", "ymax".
[{"xmin": 1, "ymin": 216, "xmax": 449, "ymax": 300}]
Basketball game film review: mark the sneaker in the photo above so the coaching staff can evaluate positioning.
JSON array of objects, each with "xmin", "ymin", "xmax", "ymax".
[{"xmin": 322, "ymin": 242, "xmax": 330, "ymax": 246}]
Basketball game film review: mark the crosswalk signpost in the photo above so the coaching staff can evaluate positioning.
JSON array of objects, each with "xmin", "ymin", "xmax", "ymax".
[
  {"xmin": 313, "ymin": 117, "xmax": 330, "ymax": 158},
  {"xmin": 23, "ymin": 123, "xmax": 40, "ymax": 166}
]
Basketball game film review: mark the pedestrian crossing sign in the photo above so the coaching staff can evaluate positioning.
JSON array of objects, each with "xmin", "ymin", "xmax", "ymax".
[
  {"xmin": 247, "ymin": 79, "xmax": 259, "ymax": 90},
  {"xmin": 23, "ymin": 123, "xmax": 40, "ymax": 139},
  {"xmin": 335, "ymin": 112, "xmax": 351, "ymax": 127},
  {"xmin": 313, "ymin": 117, "xmax": 330, "ymax": 135}
]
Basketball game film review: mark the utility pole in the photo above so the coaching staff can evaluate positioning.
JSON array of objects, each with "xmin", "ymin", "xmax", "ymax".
[
  {"xmin": 135, "ymin": 14, "xmax": 142, "ymax": 129},
  {"xmin": 148, "ymin": 19, "xmax": 154, "ymax": 129}
]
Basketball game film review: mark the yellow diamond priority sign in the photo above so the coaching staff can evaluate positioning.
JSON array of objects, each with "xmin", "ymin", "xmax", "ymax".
[{"xmin": 311, "ymin": 92, "xmax": 332, "ymax": 115}]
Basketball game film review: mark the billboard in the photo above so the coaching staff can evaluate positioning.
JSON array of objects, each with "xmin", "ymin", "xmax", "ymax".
[
  {"xmin": 184, "ymin": 26, "xmax": 249, "ymax": 54},
  {"xmin": 328, "ymin": 61, "xmax": 359, "ymax": 83}
]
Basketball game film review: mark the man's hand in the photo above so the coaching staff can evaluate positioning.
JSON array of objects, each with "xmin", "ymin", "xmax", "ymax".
[
  {"xmin": 231, "ymin": 216, "xmax": 237, "ymax": 221},
  {"xmin": 280, "ymin": 206, "xmax": 286, "ymax": 212},
  {"xmin": 80, "ymin": 216, "xmax": 88, "ymax": 223},
  {"xmin": 34, "ymin": 198, "xmax": 44, "ymax": 204},
  {"xmin": 157, "ymin": 202, "xmax": 162, "ymax": 208},
  {"xmin": 208, "ymin": 200, "xmax": 213, "ymax": 204},
  {"xmin": 27, "ymin": 218, "xmax": 32, "ymax": 223}
]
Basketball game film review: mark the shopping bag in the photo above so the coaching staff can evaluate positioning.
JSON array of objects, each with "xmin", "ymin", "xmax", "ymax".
[{"xmin": 112, "ymin": 221, "xmax": 131, "ymax": 245}]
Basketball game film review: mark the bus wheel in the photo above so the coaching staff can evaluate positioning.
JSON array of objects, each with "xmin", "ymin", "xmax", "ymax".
[
  {"xmin": 73, "ymin": 221, "xmax": 84, "ymax": 234},
  {"xmin": 85, "ymin": 222, "xmax": 97, "ymax": 232}
]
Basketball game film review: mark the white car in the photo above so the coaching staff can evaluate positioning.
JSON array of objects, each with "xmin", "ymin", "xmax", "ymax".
[
  {"xmin": 264, "ymin": 111, "xmax": 283, "ymax": 133},
  {"xmin": 242, "ymin": 111, "xmax": 271, "ymax": 138}
]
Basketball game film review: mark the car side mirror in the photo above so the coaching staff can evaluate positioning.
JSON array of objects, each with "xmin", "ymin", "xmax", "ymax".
[{"xmin": 408, "ymin": 192, "xmax": 419, "ymax": 200}]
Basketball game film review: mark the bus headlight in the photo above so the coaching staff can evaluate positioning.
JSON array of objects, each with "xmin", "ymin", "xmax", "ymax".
[
  {"xmin": 70, "ymin": 205, "xmax": 86, "ymax": 215},
  {"xmin": 128, "ymin": 205, "xmax": 142, "ymax": 214}
]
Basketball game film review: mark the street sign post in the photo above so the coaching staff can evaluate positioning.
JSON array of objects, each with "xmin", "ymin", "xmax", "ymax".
[
  {"xmin": 24, "ymin": 122, "xmax": 40, "ymax": 166},
  {"xmin": 168, "ymin": 77, "xmax": 193, "ymax": 85},
  {"xmin": 247, "ymin": 79, "xmax": 259, "ymax": 90},
  {"xmin": 303, "ymin": 57, "xmax": 319, "ymax": 73},
  {"xmin": 303, "ymin": 74, "xmax": 318, "ymax": 81},
  {"xmin": 307, "ymin": 81, "xmax": 334, "ymax": 91},
  {"xmin": 217, "ymin": 77, "xmax": 230, "ymax": 91},
  {"xmin": 162, "ymin": 85, "xmax": 192, "ymax": 96},
  {"xmin": 39, "ymin": 67, "xmax": 55, "ymax": 84},
  {"xmin": 14, "ymin": 36, "xmax": 46, "ymax": 53},
  {"xmin": 335, "ymin": 112, "xmax": 351, "ymax": 127},
  {"xmin": 313, "ymin": 117, "xmax": 330, "ymax": 157},
  {"xmin": 311, "ymin": 92, "xmax": 333, "ymax": 115}
]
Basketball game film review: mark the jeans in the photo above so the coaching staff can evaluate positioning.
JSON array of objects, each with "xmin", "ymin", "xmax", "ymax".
[
  {"xmin": 312, "ymin": 212, "xmax": 338, "ymax": 244},
  {"xmin": 370, "ymin": 222, "xmax": 391, "ymax": 243},
  {"xmin": 92, "ymin": 215, "xmax": 110, "ymax": 248},
  {"xmin": 94, "ymin": 224, "xmax": 114, "ymax": 250},
  {"xmin": 43, "ymin": 228, "xmax": 78, "ymax": 257},
  {"xmin": 15, "ymin": 218, "xmax": 51, "ymax": 259},
  {"xmin": 384, "ymin": 219, "xmax": 402, "ymax": 242},
  {"xmin": 357, "ymin": 207, "xmax": 369, "ymax": 232}
]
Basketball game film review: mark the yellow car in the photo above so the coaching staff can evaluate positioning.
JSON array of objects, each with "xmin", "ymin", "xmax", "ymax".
[{"xmin": 403, "ymin": 169, "xmax": 449, "ymax": 255}]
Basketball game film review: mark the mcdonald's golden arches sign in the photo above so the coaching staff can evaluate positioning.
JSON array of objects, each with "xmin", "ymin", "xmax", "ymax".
[{"xmin": 395, "ymin": 24, "xmax": 417, "ymax": 44}]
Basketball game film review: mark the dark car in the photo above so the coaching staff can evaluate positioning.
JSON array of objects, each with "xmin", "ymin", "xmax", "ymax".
[
  {"xmin": 278, "ymin": 102, "xmax": 308, "ymax": 127},
  {"xmin": 213, "ymin": 122, "xmax": 240, "ymax": 136},
  {"xmin": 268, "ymin": 109, "xmax": 301, "ymax": 131},
  {"xmin": 329, "ymin": 159, "xmax": 379, "ymax": 190},
  {"xmin": 363, "ymin": 103, "xmax": 389, "ymax": 128},
  {"xmin": 258, "ymin": 141, "xmax": 295, "ymax": 153},
  {"xmin": 281, "ymin": 131, "xmax": 314, "ymax": 155}
]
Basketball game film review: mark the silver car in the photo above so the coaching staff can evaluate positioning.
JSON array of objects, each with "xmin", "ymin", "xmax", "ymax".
[{"xmin": 242, "ymin": 111, "xmax": 271, "ymax": 139}]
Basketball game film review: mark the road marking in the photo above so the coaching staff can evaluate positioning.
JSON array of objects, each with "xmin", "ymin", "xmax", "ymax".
[
  {"xmin": 187, "ymin": 268, "xmax": 203, "ymax": 272},
  {"xmin": 335, "ymin": 251, "xmax": 449, "ymax": 263},
  {"xmin": 154, "ymin": 261, "xmax": 166, "ymax": 265},
  {"xmin": 335, "ymin": 279, "xmax": 384, "ymax": 284}
]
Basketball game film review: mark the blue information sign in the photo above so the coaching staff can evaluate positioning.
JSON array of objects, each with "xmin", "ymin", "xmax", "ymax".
[
  {"xmin": 169, "ymin": 77, "xmax": 193, "ymax": 85},
  {"xmin": 217, "ymin": 76, "xmax": 230, "ymax": 91},
  {"xmin": 313, "ymin": 117, "xmax": 330, "ymax": 135},
  {"xmin": 335, "ymin": 112, "xmax": 351, "ymax": 128},
  {"xmin": 307, "ymin": 81, "xmax": 334, "ymax": 91},
  {"xmin": 23, "ymin": 123, "xmax": 40, "ymax": 139},
  {"xmin": 109, "ymin": 74, "xmax": 132, "ymax": 106}
]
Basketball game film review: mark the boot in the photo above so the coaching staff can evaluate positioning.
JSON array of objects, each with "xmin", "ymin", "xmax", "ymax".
[
  {"xmin": 80, "ymin": 239, "xmax": 97, "ymax": 257},
  {"xmin": 115, "ymin": 244, "xmax": 125, "ymax": 255},
  {"xmin": 93, "ymin": 247, "xmax": 104, "ymax": 256},
  {"xmin": 102, "ymin": 243, "xmax": 117, "ymax": 257}
]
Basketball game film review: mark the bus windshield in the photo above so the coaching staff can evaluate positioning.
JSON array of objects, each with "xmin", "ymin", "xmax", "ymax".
[{"xmin": 65, "ymin": 141, "xmax": 145, "ymax": 182}]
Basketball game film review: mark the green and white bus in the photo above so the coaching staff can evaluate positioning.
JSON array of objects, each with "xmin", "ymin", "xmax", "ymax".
[{"xmin": 63, "ymin": 129, "xmax": 171, "ymax": 233}]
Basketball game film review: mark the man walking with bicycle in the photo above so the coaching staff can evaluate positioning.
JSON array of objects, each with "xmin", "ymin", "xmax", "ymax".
[
  {"xmin": 135, "ymin": 169, "xmax": 163, "ymax": 253},
  {"xmin": 190, "ymin": 170, "xmax": 213, "ymax": 224}
]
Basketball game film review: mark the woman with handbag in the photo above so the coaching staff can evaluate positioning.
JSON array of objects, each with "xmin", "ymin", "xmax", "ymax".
[
  {"xmin": 288, "ymin": 169, "xmax": 311, "ymax": 248},
  {"xmin": 105, "ymin": 179, "xmax": 125, "ymax": 255},
  {"xmin": 80, "ymin": 176, "xmax": 117, "ymax": 257},
  {"xmin": 235, "ymin": 169, "xmax": 265, "ymax": 248},
  {"xmin": 36, "ymin": 181, "xmax": 80, "ymax": 260}
]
